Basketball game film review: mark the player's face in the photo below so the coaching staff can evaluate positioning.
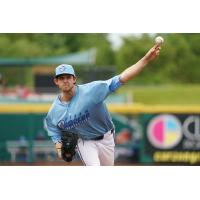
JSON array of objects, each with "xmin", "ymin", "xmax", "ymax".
[{"xmin": 54, "ymin": 74, "xmax": 76, "ymax": 92}]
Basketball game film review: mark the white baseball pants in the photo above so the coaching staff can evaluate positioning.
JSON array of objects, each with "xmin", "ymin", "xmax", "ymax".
[{"xmin": 77, "ymin": 130, "xmax": 115, "ymax": 166}]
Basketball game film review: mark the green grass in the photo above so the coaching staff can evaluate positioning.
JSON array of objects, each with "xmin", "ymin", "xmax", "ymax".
[{"xmin": 119, "ymin": 84, "xmax": 200, "ymax": 105}]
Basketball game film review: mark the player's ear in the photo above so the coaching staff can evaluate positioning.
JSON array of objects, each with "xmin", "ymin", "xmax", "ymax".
[
  {"xmin": 54, "ymin": 78, "xmax": 58, "ymax": 85},
  {"xmin": 73, "ymin": 76, "xmax": 77, "ymax": 84}
]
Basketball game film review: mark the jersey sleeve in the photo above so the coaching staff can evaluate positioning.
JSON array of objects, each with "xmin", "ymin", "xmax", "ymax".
[
  {"xmin": 90, "ymin": 75, "xmax": 122, "ymax": 104},
  {"xmin": 45, "ymin": 115, "xmax": 61, "ymax": 144}
]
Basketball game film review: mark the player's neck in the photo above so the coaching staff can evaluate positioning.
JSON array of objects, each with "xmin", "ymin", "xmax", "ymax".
[{"xmin": 60, "ymin": 86, "xmax": 76, "ymax": 102}]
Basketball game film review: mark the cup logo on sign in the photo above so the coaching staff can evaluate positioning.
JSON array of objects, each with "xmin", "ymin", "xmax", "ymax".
[{"xmin": 147, "ymin": 115, "xmax": 183, "ymax": 149}]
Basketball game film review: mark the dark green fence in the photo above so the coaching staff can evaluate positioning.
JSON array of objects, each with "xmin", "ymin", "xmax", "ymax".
[
  {"xmin": 0, "ymin": 112, "xmax": 137, "ymax": 164},
  {"xmin": 0, "ymin": 113, "xmax": 48, "ymax": 162}
]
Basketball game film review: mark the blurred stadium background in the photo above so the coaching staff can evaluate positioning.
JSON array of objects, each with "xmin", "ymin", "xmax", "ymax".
[{"xmin": 0, "ymin": 33, "xmax": 200, "ymax": 166}]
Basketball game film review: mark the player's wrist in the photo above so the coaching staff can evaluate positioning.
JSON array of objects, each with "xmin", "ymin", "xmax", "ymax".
[{"xmin": 55, "ymin": 142, "xmax": 62, "ymax": 149}]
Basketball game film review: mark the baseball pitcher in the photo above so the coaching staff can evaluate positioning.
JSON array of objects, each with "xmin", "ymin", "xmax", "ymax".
[{"xmin": 45, "ymin": 44, "xmax": 161, "ymax": 166}]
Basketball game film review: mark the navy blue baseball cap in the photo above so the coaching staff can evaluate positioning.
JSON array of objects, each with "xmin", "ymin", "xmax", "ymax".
[{"xmin": 55, "ymin": 64, "xmax": 76, "ymax": 77}]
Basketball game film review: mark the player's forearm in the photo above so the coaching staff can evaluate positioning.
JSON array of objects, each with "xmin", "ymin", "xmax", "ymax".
[
  {"xmin": 119, "ymin": 57, "xmax": 148, "ymax": 84},
  {"xmin": 119, "ymin": 42, "xmax": 162, "ymax": 84}
]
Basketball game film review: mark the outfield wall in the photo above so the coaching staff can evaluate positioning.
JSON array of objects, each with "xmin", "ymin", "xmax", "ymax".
[{"xmin": 0, "ymin": 103, "xmax": 200, "ymax": 165}]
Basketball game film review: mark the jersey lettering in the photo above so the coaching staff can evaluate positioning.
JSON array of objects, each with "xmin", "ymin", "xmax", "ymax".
[{"xmin": 57, "ymin": 110, "xmax": 90, "ymax": 130}]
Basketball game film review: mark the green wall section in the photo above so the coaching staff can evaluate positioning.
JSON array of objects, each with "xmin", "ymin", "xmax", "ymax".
[
  {"xmin": 0, "ymin": 113, "xmax": 134, "ymax": 162},
  {"xmin": 0, "ymin": 114, "xmax": 47, "ymax": 162},
  {"xmin": 0, "ymin": 114, "xmax": 47, "ymax": 141}
]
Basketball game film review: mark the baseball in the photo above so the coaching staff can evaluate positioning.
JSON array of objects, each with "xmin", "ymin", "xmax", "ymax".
[{"xmin": 155, "ymin": 36, "xmax": 164, "ymax": 45}]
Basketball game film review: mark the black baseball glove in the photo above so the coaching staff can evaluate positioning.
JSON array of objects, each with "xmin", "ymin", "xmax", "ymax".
[{"xmin": 61, "ymin": 131, "xmax": 79, "ymax": 162}]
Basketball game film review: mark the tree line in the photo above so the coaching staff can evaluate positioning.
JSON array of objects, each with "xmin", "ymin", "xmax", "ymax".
[{"xmin": 0, "ymin": 33, "xmax": 199, "ymax": 86}]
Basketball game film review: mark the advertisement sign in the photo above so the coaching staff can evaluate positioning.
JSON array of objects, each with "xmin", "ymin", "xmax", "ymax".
[{"xmin": 144, "ymin": 114, "xmax": 200, "ymax": 165}]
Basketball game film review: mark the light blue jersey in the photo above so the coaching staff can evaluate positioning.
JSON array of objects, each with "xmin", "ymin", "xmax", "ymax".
[{"xmin": 45, "ymin": 75, "xmax": 122, "ymax": 143}]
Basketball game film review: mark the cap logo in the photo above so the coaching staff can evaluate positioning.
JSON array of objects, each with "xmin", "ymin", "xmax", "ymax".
[{"xmin": 59, "ymin": 65, "xmax": 66, "ymax": 72}]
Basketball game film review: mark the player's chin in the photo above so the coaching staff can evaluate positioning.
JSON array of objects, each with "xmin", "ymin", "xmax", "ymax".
[
  {"xmin": 62, "ymin": 87, "xmax": 71, "ymax": 92},
  {"xmin": 61, "ymin": 85, "xmax": 69, "ymax": 90}
]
